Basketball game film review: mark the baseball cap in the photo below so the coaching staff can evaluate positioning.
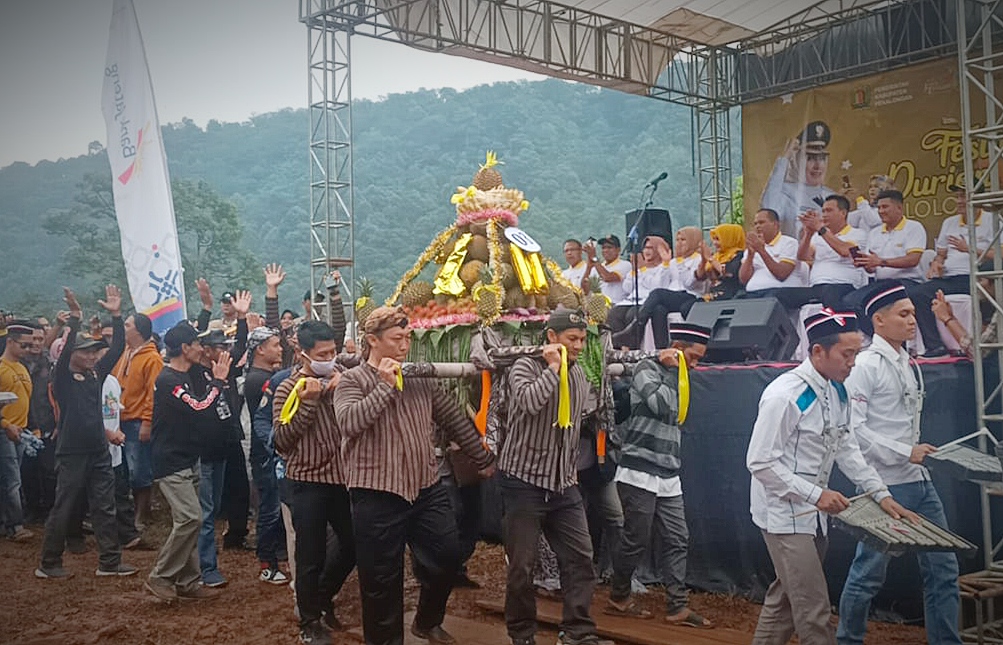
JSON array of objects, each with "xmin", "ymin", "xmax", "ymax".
[
  {"xmin": 164, "ymin": 322, "xmax": 199, "ymax": 352},
  {"xmin": 948, "ymin": 177, "xmax": 985, "ymax": 194},
  {"xmin": 198, "ymin": 328, "xmax": 234, "ymax": 347},
  {"xmin": 546, "ymin": 307, "xmax": 587, "ymax": 332},
  {"xmin": 598, "ymin": 235, "xmax": 622, "ymax": 248},
  {"xmin": 72, "ymin": 332, "xmax": 107, "ymax": 352},
  {"xmin": 220, "ymin": 291, "xmax": 235, "ymax": 303}
]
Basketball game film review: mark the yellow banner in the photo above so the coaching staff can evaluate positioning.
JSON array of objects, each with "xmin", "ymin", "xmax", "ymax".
[{"xmin": 742, "ymin": 58, "xmax": 995, "ymax": 244}]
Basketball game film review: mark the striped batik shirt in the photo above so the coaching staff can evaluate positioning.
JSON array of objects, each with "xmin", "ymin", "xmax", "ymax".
[
  {"xmin": 272, "ymin": 366, "xmax": 345, "ymax": 485},
  {"xmin": 499, "ymin": 356, "xmax": 589, "ymax": 493},
  {"xmin": 333, "ymin": 362, "xmax": 494, "ymax": 503}
]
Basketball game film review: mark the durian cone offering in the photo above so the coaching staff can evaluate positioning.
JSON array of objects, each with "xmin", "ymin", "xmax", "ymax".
[{"xmin": 386, "ymin": 152, "xmax": 583, "ymax": 329}]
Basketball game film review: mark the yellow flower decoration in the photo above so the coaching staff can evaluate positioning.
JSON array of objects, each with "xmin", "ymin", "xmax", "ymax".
[
  {"xmin": 480, "ymin": 150, "xmax": 501, "ymax": 171},
  {"xmin": 519, "ymin": 200, "xmax": 530, "ymax": 211}
]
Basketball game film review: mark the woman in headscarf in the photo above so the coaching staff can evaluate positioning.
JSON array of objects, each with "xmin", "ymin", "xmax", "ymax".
[
  {"xmin": 697, "ymin": 223, "xmax": 746, "ymax": 302},
  {"xmin": 634, "ymin": 227, "xmax": 709, "ymax": 349}
]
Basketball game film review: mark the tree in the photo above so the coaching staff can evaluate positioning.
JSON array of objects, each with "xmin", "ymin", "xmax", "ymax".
[{"xmin": 43, "ymin": 173, "xmax": 259, "ymax": 313}]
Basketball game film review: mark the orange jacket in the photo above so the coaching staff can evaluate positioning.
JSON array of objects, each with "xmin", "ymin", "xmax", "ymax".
[{"xmin": 111, "ymin": 340, "xmax": 163, "ymax": 423}]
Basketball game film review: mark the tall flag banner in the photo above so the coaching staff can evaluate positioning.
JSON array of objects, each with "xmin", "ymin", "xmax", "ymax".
[{"xmin": 102, "ymin": 0, "xmax": 186, "ymax": 334}]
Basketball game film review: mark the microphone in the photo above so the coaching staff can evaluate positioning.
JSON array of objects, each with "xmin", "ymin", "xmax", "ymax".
[{"xmin": 645, "ymin": 171, "xmax": 668, "ymax": 188}]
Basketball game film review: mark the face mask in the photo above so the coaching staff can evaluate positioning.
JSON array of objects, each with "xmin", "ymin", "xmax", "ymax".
[{"xmin": 302, "ymin": 352, "xmax": 336, "ymax": 377}]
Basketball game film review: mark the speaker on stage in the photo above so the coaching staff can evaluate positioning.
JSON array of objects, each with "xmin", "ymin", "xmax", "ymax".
[
  {"xmin": 624, "ymin": 208, "xmax": 672, "ymax": 250},
  {"xmin": 685, "ymin": 297, "xmax": 797, "ymax": 363}
]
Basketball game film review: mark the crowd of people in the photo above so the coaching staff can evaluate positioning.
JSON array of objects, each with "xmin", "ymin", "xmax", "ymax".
[
  {"xmin": 0, "ymin": 178, "xmax": 991, "ymax": 645},
  {"xmin": 563, "ymin": 182, "xmax": 992, "ymax": 358}
]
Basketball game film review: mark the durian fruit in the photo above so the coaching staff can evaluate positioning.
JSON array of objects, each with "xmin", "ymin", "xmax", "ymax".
[
  {"xmin": 469, "ymin": 221, "xmax": 488, "ymax": 237},
  {"xmin": 473, "ymin": 265, "xmax": 504, "ymax": 320},
  {"xmin": 534, "ymin": 294, "xmax": 550, "ymax": 312},
  {"xmin": 547, "ymin": 281, "xmax": 582, "ymax": 310},
  {"xmin": 355, "ymin": 277, "xmax": 377, "ymax": 325},
  {"xmin": 504, "ymin": 287, "xmax": 529, "ymax": 311},
  {"xmin": 402, "ymin": 280, "xmax": 434, "ymax": 309},
  {"xmin": 473, "ymin": 151, "xmax": 503, "ymax": 191},
  {"xmin": 467, "ymin": 235, "xmax": 490, "ymax": 262},
  {"xmin": 498, "ymin": 263, "xmax": 517, "ymax": 289},
  {"xmin": 459, "ymin": 260, "xmax": 485, "ymax": 289},
  {"xmin": 585, "ymin": 275, "xmax": 611, "ymax": 324}
]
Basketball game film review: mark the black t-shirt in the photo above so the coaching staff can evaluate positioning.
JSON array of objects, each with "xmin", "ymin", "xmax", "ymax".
[
  {"xmin": 244, "ymin": 366, "xmax": 273, "ymax": 416},
  {"xmin": 151, "ymin": 365, "xmax": 228, "ymax": 479},
  {"xmin": 708, "ymin": 255, "xmax": 744, "ymax": 301}
]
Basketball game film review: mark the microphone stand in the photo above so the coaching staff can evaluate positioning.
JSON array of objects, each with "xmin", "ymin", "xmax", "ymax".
[{"xmin": 626, "ymin": 181, "xmax": 659, "ymax": 349}]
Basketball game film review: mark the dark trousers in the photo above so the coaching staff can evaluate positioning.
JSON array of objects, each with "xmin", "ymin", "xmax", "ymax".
[
  {"xmin": 352, "ymin": 482, "xmax": 459, "ymax": 645},
  {"xmin": 443, "ymin": 475, "xmax": 481, "ymax": 571},
  {"xmin": 747, "ymin": 284, "xmax": 856, "ymax": 311},
  {"xmin": 250, "ymin": 434, "xmax": 283, "ymax": 567},
  {"xmin": 907, "ymin": 275, "xmax": 971, "ymax": 352},
  {"xmin": 290, "ymin": 480, "xmax": 356, "ymax": 626},
  {"xmin": 611, "ymin": 483, "xmax": 690, "ymax": 613},
  {"xmin": 113, "ymin": 460, "xmax": 140, "ymax": 544},
  {"xmin": 21, "ymin": 437, "xmax": 56, "ymax": 523},
  {"xmin": 637, "ymin": 289, "xmax": 699, "ymax": 349},
  {"xmin": 501, "ymin": 475, "xmax": 597, "ymax": 642},
  {"xmin": 40, "ymin": 450, "xmax": 121, "ymax": 570},
  {"xmin": 222, "ymin": 438, "xmax": 250, "ymax": 544}
]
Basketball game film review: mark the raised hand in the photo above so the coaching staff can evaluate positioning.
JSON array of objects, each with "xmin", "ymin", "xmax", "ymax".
[
  {"xmin": 98, "ymin": 284, "xmax": 122, "ymax": 316},
  {"xmin": 196, "ymin": 278, "xmax": 213, "ymax": 311},
  {"xmin": 264, "ymin": 263, "xmax": 286, "ymax": 298},
  {"xmin": 232, "ymin": 290, "xmax": 252, "ymax": 318},
  {"xmin": 246, "ymin": 312, "xmax": 265, "ymax": 330},
  {"xmin": 211, "ymin": 350, "xmax": 232, "ymax": 380},
  {"xmin": 63, "ymin": 287, "xmax": 82, "ymax": 319},
  {"xmin": 931, "ymin": 289, "xmax": 954, "ymax": 323}
]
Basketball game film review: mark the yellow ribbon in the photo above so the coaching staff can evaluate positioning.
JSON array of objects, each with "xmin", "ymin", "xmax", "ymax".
[
  {"xmin": 677, "ymin": 350, "xmax": 690, "ymax": 425},
  {"xmin": 433, "ymin": 233, "xmax": 471, "ymax": 296},
  {"xmin": 556, "ymin": 345, "xmax": 572, "ymax": 429},
  {"xmin": 395, "ymin": 367, "xmax": 404, "ymax": 391},
  {"xmin": 279, "ymin": 378, "xmax": 307, "ymax": 425}
]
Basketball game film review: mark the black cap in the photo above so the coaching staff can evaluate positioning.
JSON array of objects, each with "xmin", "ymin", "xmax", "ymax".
[
  {"xmin": 801, "ymin": 120, "xmax": 831, "ymax": 155},
  {"xmin": 669, "ymin": 322, "xmax": 711, "ymax": 346},
  {"xmin": 598, "ymin": 235, "xmax": 621, "ymax": 248},
  {"xmin": 546, "ymin": 307, "xmax": 587, "ymax": 332},
  {"xmin": 198, "ymin": 328, "xmax": 234, "ymax": 347},
  {"xmin": 862, "ymin": 280, "xmax": 910, "ymax": 319},
  {"xmin": 72, "ymin": 332, "xmax": 107, "ymax": 352},
  {"xmin": 220, "ymin": 291, "xmax": 235, "ymax": 303},
  {"xmin": 164, "ymin": 322, "xmax": 199, "ymax": 352},
  {"xmin": 804, "ymin": 309, "xmax": 858, "ymax": 345},
  {"xmin": 948, "ymin": 177, "xmax": 986, "ymax": 194}
]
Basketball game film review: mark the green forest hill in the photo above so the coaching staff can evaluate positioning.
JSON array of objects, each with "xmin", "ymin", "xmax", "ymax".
[{"xmin": 0, "ymin": 79, "xmax": 740, "ymax": 315}]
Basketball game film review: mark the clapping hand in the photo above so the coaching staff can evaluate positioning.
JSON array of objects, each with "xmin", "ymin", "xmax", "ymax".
[
  {"xmin": 98, "ymin": 284, "xmax": 122, "ymax": 316},
  {"xmin": 798, "ymin": 210, "xmax": 822, "ymax": 234},
  {"xmin": 746, "ymin": 233, "xmax": 765, "ymax": 254}
]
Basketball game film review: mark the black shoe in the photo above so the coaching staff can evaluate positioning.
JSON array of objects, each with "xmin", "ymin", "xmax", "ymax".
[
  {"xmin": 453, "ymin": 572, "xmax": 481, "ymax": 589},
  {"xmin": 411, "ymin": 624, "xmax": 457, "ymax": 644},
  {"xmin": 222, "ymin": 537, "xmax": 254, "ymax": 551},
  {"xmin": 320, "ymin": 610, "xmax": 343, "ymax": 631},
  {"xmin": 299, "ymin": 620, "xmax": 331, "ymax": 645},
  {"xmin": 921, "ymin": 346, "xmax": 949, "ymax": 358}
]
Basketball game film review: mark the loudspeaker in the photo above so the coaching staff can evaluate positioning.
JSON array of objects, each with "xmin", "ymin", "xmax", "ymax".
[
  {"xmin": 624, "ymin": 208, "xmax": 672, "ymax": 250},
  {"xmin": 685, "ymin": 297, "xmax": 797, "ymax": 363}
]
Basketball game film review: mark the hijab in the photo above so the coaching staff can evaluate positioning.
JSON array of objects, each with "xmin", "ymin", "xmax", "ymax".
[
  {"xmin": 708, "ymin": 224, "xmax": 745, "ymax": 267},
  {"xmin": 675, "ymin": 227, "xmax": 704, "ymax": 261}
]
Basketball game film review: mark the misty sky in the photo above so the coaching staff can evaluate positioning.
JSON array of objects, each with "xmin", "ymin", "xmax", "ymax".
[{"xmin": 0, "ymin": 0, "xmax": 540, "ymax": 168}]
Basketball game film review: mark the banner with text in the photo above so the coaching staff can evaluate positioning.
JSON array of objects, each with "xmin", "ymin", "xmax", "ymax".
[
  {"xmin": 743, "ymin": 57, "xmax": 994, "ymax": 244},
  {"xmin": 102, "ymin": 0, "xmax": 186, "ymax": 334}
]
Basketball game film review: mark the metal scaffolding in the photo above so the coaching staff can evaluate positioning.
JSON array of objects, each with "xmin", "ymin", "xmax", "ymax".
[{"xmin": 304, "ymin": 2, "xmax": 355, "ymax": 324}]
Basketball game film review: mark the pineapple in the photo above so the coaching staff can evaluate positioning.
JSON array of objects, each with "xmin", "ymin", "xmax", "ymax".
[
  {"xmin": 355, "ymin": 277, "xmax": 377, "ymax": 325},
  {"xmin": 472, "ymin": 150, "xmax": 503, "ymax": 191},
  {"xmin": 473, "ymin": 265, "xmax": 504, "ymax": 320},
  {"xmin": 586, "ymin": 275, "xmax": 610, "ymax": 324},
  {"xmin": 402, "ymin": 280, "xmax": 434, "ymax": 309}
]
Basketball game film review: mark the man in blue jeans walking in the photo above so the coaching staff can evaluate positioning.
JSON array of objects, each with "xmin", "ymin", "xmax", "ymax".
[{"xmin": 839, "ymin": 280, "xmax": 962, "ymax": 645}]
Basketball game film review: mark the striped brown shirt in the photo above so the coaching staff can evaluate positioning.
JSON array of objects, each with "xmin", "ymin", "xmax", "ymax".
[
  {"xmin": 272, "ymin": 366, "xmax": 345, "ymax": 485},
  {"xmin": 333, "ymin": 362, "xmax": 494, "ymax": 502},
  {"xmin": 499, "ymin": 356, "xmax": 589, "ymax": 492}
]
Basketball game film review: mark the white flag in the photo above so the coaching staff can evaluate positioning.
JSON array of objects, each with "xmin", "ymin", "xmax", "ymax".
[{"xmin": 102, "ymin": 0, "xmax": 186, "ymax": 334}]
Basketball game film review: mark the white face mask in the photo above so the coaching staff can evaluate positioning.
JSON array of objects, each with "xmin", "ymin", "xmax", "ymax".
[{"xmin": 302, "ymin": 351, "xmax": 336, "ymax": 377}]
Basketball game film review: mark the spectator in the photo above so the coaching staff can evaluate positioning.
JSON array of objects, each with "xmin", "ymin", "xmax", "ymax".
[
  {"xmin": 698, "ymin": 223, "xmax": 746, "ymax": 302},
  {"xmin": 740, "ymin": 208, "xmax": 806, "ymax": 306},
  {"xmin": 634, "ymin": 227, "xmax": 708, "ymax": 349},
  {"xmin": 111, "ymin": 312, "xmax": 162, "ymax": 531},
  {"xmin": 100, "ymin": 366, "xmax": 142, "ymax": 550},
  {"xmin": 144, "ymin": 321, "xmax": 230, "ymax": 603},
  {"xmin": 847, "ymin": 174, "xmax": 896, "ymax": 233},
  {"xmin": 609, "ymin": 237, "xmax": 671, "ymax": 348},
  {"xmin": 1, "ymin": 320, "xmax": 38, "ymax": 541},
  {"xmin": 907, "ymin": 181, "xmax": 993, "ymax": 357},
  {"xmin": 853, "ymin": 190, "xmax": 926, "ymax": 284},
  {"xmin": 584, "ymin": 235, "xmax": 632, "ymax": 303},
  {"xmin": 36, "ymin": 285, "xmax": 137, "ymax": 579},
  {"xmin": 933, "ymin": 288, "xmax": 1000, "ymax": 360},
  {"xmin": 562, "ymin": 239, "xmax": 588, "ymax": 291},
  {"xmin": 22, "ymin": 321, "xmax": 58, "ymax": 525},
  {"xmin": 797, "ymin": 195, "xmax": 868, "ymax": 309}
]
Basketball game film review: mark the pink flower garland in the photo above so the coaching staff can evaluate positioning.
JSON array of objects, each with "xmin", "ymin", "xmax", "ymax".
[{"xmin": 456, "ymin": 209, "xmax": 519, "ymax": 228}]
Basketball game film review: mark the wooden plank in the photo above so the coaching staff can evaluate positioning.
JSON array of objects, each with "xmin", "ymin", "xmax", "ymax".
[
  {"xmin": 475, "ymin": 598, "xmax": 753, "ymax": 645},
  {"xmin": 346, "ymin": 611, "xmax": 517, "ymax": 645}
]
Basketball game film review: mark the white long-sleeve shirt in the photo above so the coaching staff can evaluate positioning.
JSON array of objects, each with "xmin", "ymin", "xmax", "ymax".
[
  {"xmin": 617, "ymin": 263, "xmax": 669, "ymax": 306},
  {"xmin": 846, "ymin": 334, "xmax": 928, "ymax": 486},
  {"xmin": 761, "ymin": 157, "xmax": 836, "ymax": 238},
  {"xmin": 747, "ymin": 358, "xmax": 890, "ymax": 535},
  {"xmin": 664, "ymin": 252, "xmax": 707, "ymax": 297}
]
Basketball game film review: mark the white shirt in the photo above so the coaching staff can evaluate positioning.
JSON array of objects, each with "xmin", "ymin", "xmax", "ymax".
[
  {"xmin": 744, "ymin": 234, "xmax": 805, "ymax": 292},
  {"xmin": 848, "ymin": 198, "xmax": 882, "ymax": 233},
  {"xmin": 666, "ymin": 252, "xmax": 707, "ymax": 297},
  {"xmin": 846, "ymin": 335, "xmax": 928, "ymax": 486},
  {"xmin": 589, "ymin": 258, "xmax": 633, "ymax": 304},
  {"xmin": 866, "ymin": 217, "xmax": 927, "ymax": 282},
  {"xmin": 747, "ymin": 358, "xmax": 890, "ymax": 535},
  {"xmin": 563, "ymin": 261, "xmax": 588, "ymax": 289},
  {"xmin": 102, "ymin": 375, "xmax": 122, "ymax": 467},
  {"xmin": 615, "ymin": 466, "xmax": 682, "ymax": 498},
  {"xmin": 809, "ymin": 225, "xmax": 868, "ymax": 288},
  {"xmin": 936, "ymin": 212, "xmax": 993, "ymax": 277},
  {"xmin": 617, "ymin": 263, "xmax": 669, "ymax": 306},
  {"xmin": 762, "ymin": 157, "xmax": 837, "ymax": 238}
]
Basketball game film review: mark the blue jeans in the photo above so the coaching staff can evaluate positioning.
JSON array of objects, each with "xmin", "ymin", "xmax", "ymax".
[
  {"xmin": 198, "ymin": 459, "xmax": 226, "ymax": 575},
  {"xmin": 122, "ymin": 420, "xmax": 153, "ymax": 490},
  {"xmin": 836, "ymin": 480, "xmax": 962, "ymax": 645},
  {"xmin": 0, "ymin": 437, "xmax": 25, "ymax": 534},
  {"xmin": 249, "ymin": 433, "xmax": 283, "ymax": 567}
]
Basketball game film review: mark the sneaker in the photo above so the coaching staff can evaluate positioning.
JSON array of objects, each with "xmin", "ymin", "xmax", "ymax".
[
  {"xmin": 35, "ymin": 566, "xmax": 74, "ymax": 579},
  {"xmin": 122, "ymin": 536, "xmax": 142, "ymax": 549},
  {"xmin": 259, "ymin": 567, "xmax": 289, "ymax": 585},
  {"xmin": 177, "ymin": 584, "xmax": 223, "ymax": 601},
  {"xmin": 96, "ymin": 563, "xmax": 139, "ymax": 577},
  {"xmin": 201, "ymin": 569, "xmax": 228, "ymax": 588},
  {"xmin": 11, "ymin": 527, "xmax": 34, "ymax": 542},
  {"xmin": 556, "ymin": 633, "xmax": 614, "ymax": 645},
  {"xmin": 299, "ymin": 619, "xmax": 332, "ymax": 645},
  {"xmin": 411, "ymin": 624, "xmax": 457, "ymax": 645},
  {"xmin": 144, "ymin": 579, "xmax": 178, "ymax": 603}
]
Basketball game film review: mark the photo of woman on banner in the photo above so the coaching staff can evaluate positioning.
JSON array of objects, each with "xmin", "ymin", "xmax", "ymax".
[{"xmin": 761, "ymin": 120, "xmax": 838, "ymax": 238}]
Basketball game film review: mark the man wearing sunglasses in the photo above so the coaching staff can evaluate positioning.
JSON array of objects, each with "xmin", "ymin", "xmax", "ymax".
[{"xmin": 0, "ymin": 320, "xmax": 40, "ymax": 542}]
